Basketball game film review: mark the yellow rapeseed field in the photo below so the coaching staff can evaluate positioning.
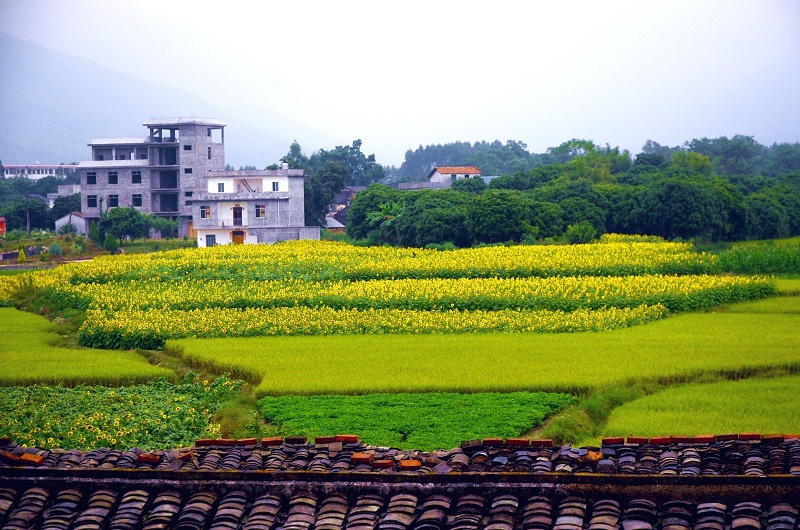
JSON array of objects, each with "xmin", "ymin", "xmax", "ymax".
[{"xmin": 0, "ymin": 238, "xmax": 774, "ymax": 350}]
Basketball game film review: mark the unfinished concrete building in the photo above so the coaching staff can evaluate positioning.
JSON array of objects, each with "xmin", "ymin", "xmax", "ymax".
[{"xmin": 78, "ymin": 118, "xmax": 319, "ymax": 243}]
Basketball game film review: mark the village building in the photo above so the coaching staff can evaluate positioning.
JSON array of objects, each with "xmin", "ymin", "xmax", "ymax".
[
  {"xmin": 427, "ymin": 166, "xmax": 482, "ymax": 183},
  {"xmin": 46, "ymin": 184, "xmax": 81, "ymax": 208},
  {"xmin": 192, "ymin": 166, "xmax": 318, "ymax": 247},
  {"xmin": 54, "ymin": 211, "xmax": 86, "ymax": 235},
  {"xmin": 1, "ymin": 163, "xmax": 78, "ymax": 179},
  {"xmin": 77, "ymin": 118, "xmax": 318, "ymax": 243}
]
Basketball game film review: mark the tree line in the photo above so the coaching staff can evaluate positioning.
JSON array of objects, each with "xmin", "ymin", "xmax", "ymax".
[
  {"xmin": 348, "ymin": 137, "xmax": 800, "ymax": 246},
  {"xmin": 274, "ymin": 140, "xmax": 385, "ymax": 227},
  {"xmin": 0, "ymin": 168, "xmax": 81, "ymax": 234}
]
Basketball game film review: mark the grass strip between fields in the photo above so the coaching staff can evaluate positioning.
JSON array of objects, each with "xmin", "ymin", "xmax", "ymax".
[
  {"xmin": 0, "ymin": 307, "xmax": 172, "ymax": 386},
  {"xmin": 170, "ymin": 308, "xmax": 800, "ymax": 397}
]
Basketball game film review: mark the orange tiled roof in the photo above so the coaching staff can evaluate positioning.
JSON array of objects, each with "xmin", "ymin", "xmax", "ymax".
[{"xmin": 433, "ymin": 166, "xmax": 482, "ymax": 175}]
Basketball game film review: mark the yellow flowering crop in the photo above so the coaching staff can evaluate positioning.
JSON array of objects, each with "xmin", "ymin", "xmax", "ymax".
[{"xmin": 79, "ymin": 304, "xmax": 670, "ymax": 349}]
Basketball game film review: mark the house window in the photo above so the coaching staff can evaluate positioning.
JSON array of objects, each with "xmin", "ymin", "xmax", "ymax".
[
  {"xmin": 200, "ymin": 205, "xmax": 210, "ymax": 219},
  {"xmin": 272, "ymin": 181, "xmax": 279, "ymax": 192},
  {"xmin": 255, "ymin": 204, "xmax": 266, "ymax": 218},
  {"xmin": 108, "ymin": 195, "xmax": 119, "ymax": 208},
  {"xmin": 108, "ymin": 172, "xmax": 118, "ymax": 185},
  {"xmin": 183, "ymin": 145, "xmax": 192, "ymax": 151},
  {"xmin": 87, "ymin": 195, "xmax": 98, "ymax": 208},
  {"xmin": 184, "ymin": 168, "xmax": 193, "ymax": 174},
  {"xmin": 217, "ymin": 183, "xmax": 225, "ymax": 192},
  {"xmin": 97, "ymin": 155, "xmax": 104, "ymax": 161},
  {"xmin": 207, "ymin": 128, "xmax": 212, "ymax": 137},
  {"xmin": 206, "ymin": 234, "xmax": 216, "ymax": 247},
  {"xmin": 185, "ymin": 191, "xmax": 193, "ymax": 197},
  {"xmin": 208, "ymin": 147, "xmax": 212, "ymax": 160},
  {"xmin": 132, "ymin": 194, "xmax": 142, "ymax": 207},
  {"xmin": 132, "ymin": 171, "xmax": 142, "ymax": 184},
  {"xmin": 86, "ymin": 172, "xmax": 97, "ymax": 185}
]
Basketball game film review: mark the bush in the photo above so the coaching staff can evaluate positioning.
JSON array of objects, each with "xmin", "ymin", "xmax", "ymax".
[
  {"xmin": 88, "ymin": 221, "xmax": 100, "ymax": 245},
  {"xmin": 565, "ymin": 221, "xmax": 597, "ymax": 244},
  {"xmin": 58, "ymin": 223, "xmax": 78, "ymax": 235},
  {"xmin": 103, "ymin": 233, "xmax": 120, "ymax": 253},
  {"xmin": 48, "ymin": 242, "xmax": 63, "ymax": 257},
  {"xmin": 71, "ymin": 239, "xmax": 86, "ymax": 254},
  {"xmin": 17, "ymin": 245, "xmax": 26, "ymax": 264}
]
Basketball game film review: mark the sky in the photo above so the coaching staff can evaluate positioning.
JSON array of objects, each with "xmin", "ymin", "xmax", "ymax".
[{"xmin": 1, "ymin": 0, "xmax": 799, "ymax": 166}]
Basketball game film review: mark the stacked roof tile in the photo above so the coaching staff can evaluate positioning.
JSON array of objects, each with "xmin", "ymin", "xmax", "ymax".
[
  {"xmin": 2, "ymin": 436, "xmax": 800, "ymax": 529},
  {"xmin": 3, "ymin": 435, "xmax": 800, "ymax": 476}
]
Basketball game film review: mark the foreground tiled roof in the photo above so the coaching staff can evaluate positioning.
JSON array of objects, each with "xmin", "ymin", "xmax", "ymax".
[{"xmin": 2, "ymin": 435, "xmax": 800, "ymax": 529}]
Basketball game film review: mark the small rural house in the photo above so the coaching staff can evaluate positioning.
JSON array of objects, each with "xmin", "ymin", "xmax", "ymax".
[
  {"xmin": 54, "ymin": 212, "xmax": 86, "ymax": 235},
  {"xmin": 427, "ymin": 166, "xmax": 482, "ymax": 183}
]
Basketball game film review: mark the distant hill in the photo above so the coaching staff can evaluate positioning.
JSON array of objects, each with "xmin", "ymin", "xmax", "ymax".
[{"xmin": 0, "ymin": 33, "xmax": 338, "ymax": 167}]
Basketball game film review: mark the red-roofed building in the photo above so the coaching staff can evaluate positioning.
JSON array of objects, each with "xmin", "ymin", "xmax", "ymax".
[{"xmin": 427, "ymin": 166, "xmax": 482, "ymax": 183}]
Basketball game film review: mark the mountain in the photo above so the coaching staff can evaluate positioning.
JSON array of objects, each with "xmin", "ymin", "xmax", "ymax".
[{"xmin": 0, "ymin": 33, "xmax": 338, "ymax": 167}]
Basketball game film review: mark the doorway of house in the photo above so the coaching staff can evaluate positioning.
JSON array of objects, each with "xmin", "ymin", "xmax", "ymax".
[
  {"xmin": 232, "ymin": 231, "xmax": 245, "ymax": 245},
  {"xmin": 233, "ymin": 206, "xmax": 243, "ymax": 226}
]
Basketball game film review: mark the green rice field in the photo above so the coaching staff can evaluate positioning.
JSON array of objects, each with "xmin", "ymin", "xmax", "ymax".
[
  {"xmin": 171, "ymin": 309, "xmax": 800, "ymax": 397},
  {"xmin": 0, "ymin": 308, "xmax": 172, "ymax": 386},
  {"xmin": 597, "ymin": 376, "xmax": 800, "ymax": 440}
]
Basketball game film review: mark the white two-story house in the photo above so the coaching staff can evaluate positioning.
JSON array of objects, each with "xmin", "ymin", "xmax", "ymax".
[{"xmin": 192, "ymin": 166, "xmax": 319, "ymax": 247}]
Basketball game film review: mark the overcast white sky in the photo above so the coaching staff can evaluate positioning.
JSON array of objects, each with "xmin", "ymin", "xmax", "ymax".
[{"xmin": 2, "ymin": 0, "xmax": 799, "ymax": 165}]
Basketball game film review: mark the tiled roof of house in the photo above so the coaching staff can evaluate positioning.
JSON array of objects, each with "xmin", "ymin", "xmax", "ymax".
[
  {"xmin": 432, "ymin": 166, "xmax": 482, "ymax": 175},
  {"xmin": 2, "ymin": 435, "xmax": 799, "ymax": 529}
]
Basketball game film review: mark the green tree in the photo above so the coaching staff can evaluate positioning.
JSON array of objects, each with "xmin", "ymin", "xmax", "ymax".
[
  {"xmin": 558, "ymin": 197, "xmax": 606, "ymax": 235},
  {"xmin": 565, "ymin": 221, "xmax": 597, "ymax": 244},
  {"xmin": 670, "ymin": 150, "xmax": 714, "ymax": 176},
  {"xmin": 103, "ymin": 232, "xmax": 119, "ymax": 253},
  {"xmin": 394, "ymin": 189, "xmax": 473, "ymax": 247},
  {"xmin": 547, "ymin": 139, "xmax": 597, "ymax": 163},
  {"xmin": 468, "ymin": 189, "xmax": 533, "ymax": 244},
  {"xmin": 527, "ymin": 200, "xmax": 564, "ymax": 239},
  {"xmin": 304, "ymin": 160, "xmax": 347, "ymax": 226},
  {"xmin": 281, "ymin": 141, "xmax": 310, "ymax": 171},
  {"xmin": 50, "ymin": 193, "xmax": 81, "ymax": 225},
  {"xmin": 685, "ymin": 135, "xmax": 763, "ymax": 175},
  {"xmin": 0, "ymin": 199, "xmax": 49, "ymax": 231},
  {"xmin": 365, "ymin": 201, "xmax": 405, "ymax": 244},
  {"xmin": 743, "ymin": 192, "xmax": 789, "ymax": 240},
  {"xmin": 632, "ymin": 176, "xmax": 744, "ymax": 241},
  {"xmin": 151, "ymin": 216, "xmax": 178, "ymax": 239},
  {"xmin": 346, "ymin": 184, "xmax": 402, "ymax": 240},
  {"xmin": 88, "ymin": 220, "xmax": 100, "ymax": 245},
  {"xmin": 309, "ymin": 140, "xmax": 385, "ymax": 186},
  {"xmin": 99, "ymin": 207, "xmax": 149, "ymax": 245},
  {"xmin": 451, "ymin": 176, "xmax": 487, "ymax": 193}
]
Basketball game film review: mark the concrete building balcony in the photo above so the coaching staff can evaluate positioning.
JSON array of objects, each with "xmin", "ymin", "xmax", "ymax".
[
  {"xmin": 195, "ymin": 192, "xmax": 289, "ymax": 202},
  {"xmin": 193, "ymin": 218, "xmax": 288, "ymax": 229}
]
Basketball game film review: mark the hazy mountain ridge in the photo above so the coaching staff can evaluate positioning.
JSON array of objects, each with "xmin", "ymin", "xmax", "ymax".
[{"xmin": 0, "ymin": 33, "xmax": 338, "ymax": 167}]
